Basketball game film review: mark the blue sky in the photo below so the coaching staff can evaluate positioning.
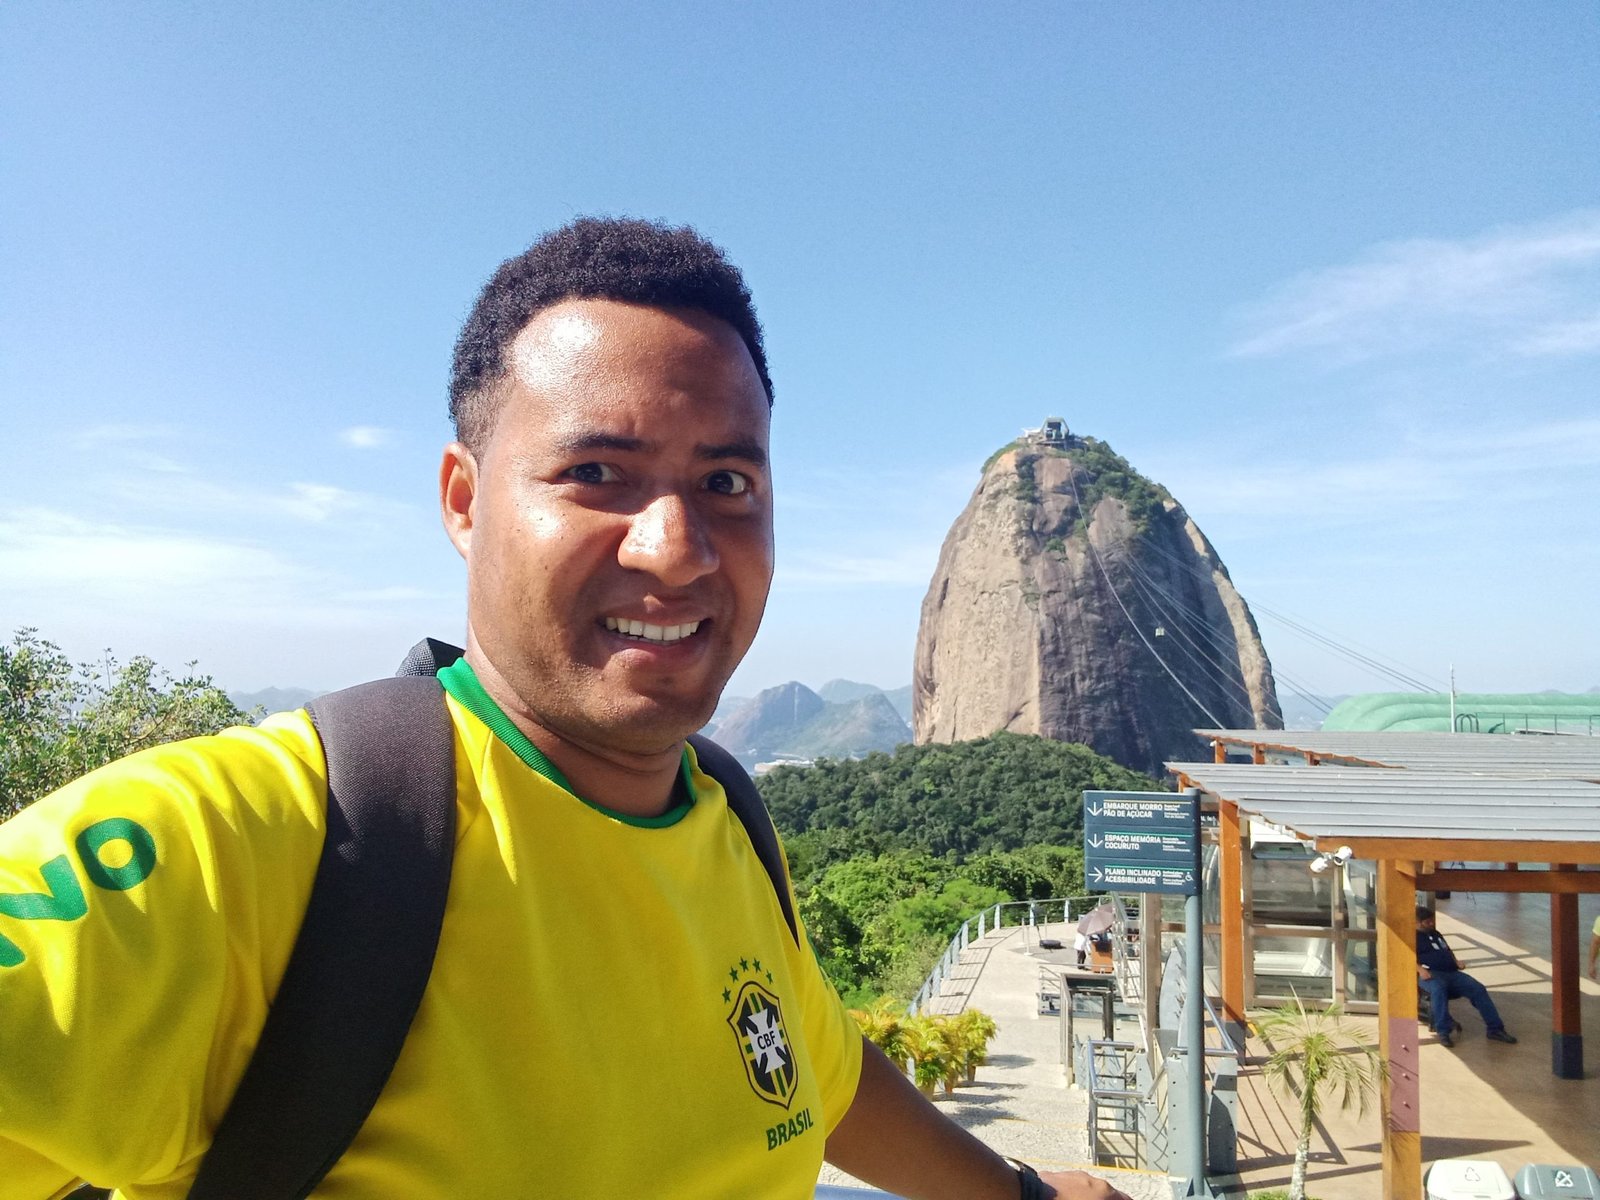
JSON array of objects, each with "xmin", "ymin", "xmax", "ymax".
[{"xmin": 3, "ymin": 3, "xmax": 1597, "ymax": 708}]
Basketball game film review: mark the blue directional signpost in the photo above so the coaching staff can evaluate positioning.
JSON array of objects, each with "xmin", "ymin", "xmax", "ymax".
[
  {"xmin": 1084, "ymin": 787, "xmax": 1213, "ymax": 1196},
  {"xmin": 1083, "ymin": 789, "xmax": 1201, "ymax": 895}
]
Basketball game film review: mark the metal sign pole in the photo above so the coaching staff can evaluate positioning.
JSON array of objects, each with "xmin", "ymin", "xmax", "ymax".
[
  {"xmin": 1083, "ymin": 786, "xmax": 1212, "ymax": 1196},
  {"xmin": 1184, "ymin": 889, "xmax": 1212, "ymax": 1197},
  {"xmin": 1183, "ymin": 787, "xmax": 1212, "ymax": 1198}
]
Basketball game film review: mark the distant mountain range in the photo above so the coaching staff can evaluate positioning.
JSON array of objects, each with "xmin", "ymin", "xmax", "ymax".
[
  {"xmin": 230, "ymin": 679, "xmax": 916, "ymax": 766},
  {"xmin": 229, "ymin": 686, "xmax": 321, "ymax": 717},
  {"xmin": 1278, "ymin": 693, "xmax": 1348, "ymax": 731},
  {"xmin": 704, "ymin": 679, "xmax": 914, "ymax": 768}
]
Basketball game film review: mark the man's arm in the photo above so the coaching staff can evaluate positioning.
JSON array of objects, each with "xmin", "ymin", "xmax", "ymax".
[
  {"xmin": 825, "ymin": 1038, "xmax": 1130, "ymax": 1200},
  {"xmin": 1588, "ymin": 930, "xmax": 1598, "ymax": 981}
]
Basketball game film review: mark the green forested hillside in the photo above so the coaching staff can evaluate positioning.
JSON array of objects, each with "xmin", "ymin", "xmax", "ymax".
[
  {"xmin": 759, "ymin": 731, "xmax": 1163, "ymax": 858},
  {"xmin": 759, "ymin": 732, "xmax": 1166, "ymax": 1004}
]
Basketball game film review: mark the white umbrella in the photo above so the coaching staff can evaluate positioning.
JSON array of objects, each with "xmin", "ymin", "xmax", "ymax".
[{"xmin": 1076, "ymin": 904, "xmax": 1116, "ymax": 936}]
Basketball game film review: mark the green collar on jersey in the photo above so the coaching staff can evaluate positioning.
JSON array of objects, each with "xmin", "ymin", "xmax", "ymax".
[{"xmin": 436, "ymin": 658, "xmax": 695, "ymax": 829}]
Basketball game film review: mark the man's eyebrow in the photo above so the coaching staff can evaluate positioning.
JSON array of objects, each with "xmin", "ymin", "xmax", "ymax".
[
  {"xmin": 547, "ymin": 431, "xmax": 767, "ymax": 469},
  {"xmin": 697, "ymin": 438, "xmax": 768, "ymax": 469},
  {"xmin": 550, "ymin": 432, "xmax": 652, "ymax": 456}
]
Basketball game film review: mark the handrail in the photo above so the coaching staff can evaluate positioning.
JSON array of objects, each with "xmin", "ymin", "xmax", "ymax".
[
  {"xmin": 1083, "ymin": 1037, "xmax": 1146, "ymax": 1167},
  {"xmin": 1108, "ymin": 894, "xmax": 1142, "ymax": 1005},
  {"xmin": 909, "ymin": 894, "xmax": 1097, "ymax": 1013},
  {"xmin": 1172, "ymin": 987, "xmax": 1241, "ymax": 1077}
]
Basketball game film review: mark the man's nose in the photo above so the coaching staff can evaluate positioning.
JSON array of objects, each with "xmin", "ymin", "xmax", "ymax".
[{"xmin": 619, "ymin": 492, "xmax": 719, "ymax": 586}]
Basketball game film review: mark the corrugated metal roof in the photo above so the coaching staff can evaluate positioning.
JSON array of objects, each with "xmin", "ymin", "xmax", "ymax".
[
  {"xmin": 1195, "ymin": 729, "xmax": 1600, "ymax": 781},
  {"xmin": 1164, "ymin": 762, "xmax": 1600, "ymax": 845}
]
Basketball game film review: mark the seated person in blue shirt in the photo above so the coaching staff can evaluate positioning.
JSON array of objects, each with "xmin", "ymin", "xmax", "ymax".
[{"xmin": 1416, "ymin": 907, "xmax": 1517, "ymax": 1047}]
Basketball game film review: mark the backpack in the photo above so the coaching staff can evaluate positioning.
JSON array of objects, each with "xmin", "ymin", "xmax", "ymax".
[{"xmin": 178, "ymin": 639, "xmax": 794, "ymax": 1200}]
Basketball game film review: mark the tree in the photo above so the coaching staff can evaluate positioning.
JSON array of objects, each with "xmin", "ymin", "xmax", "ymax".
[
  {"xmin": 1254, "ymin": 995, "xmax": 1386, "ymax": 1200},
  {"xmin": 1, "ymin": 629, "xmax": 255, "ymax": 818},
  {"xmin": 759, "ymin": 731, "xmax": 1162, "ymax": 858}
]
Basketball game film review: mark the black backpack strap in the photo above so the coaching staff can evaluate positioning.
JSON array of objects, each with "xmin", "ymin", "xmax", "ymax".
[
  {"xmin": 688, "ymin": 733, "xmax": 799, "ymax": 946},
  {"xmin": 188, "ymin": 676, "xmax": 457, "ymax": 1200},
  {"xmin": 396, "ymin": 637, "xmax": 464, "ymax": 677}
]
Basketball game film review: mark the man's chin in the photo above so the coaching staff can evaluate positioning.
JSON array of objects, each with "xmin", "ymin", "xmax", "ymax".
[{"xmin": 578, "ymin": 692, "xmax": 718, "ymax": 758}]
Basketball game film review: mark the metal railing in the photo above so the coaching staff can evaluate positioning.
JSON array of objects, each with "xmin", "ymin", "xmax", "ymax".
[
  {"xmin": 1455, "ymin": 711, "xmax": 1599, "ymax": 735},
  {"xmin": 909, "ymin": 895, "xmax": 1096, "ymax": 1014},
  {"xmin": 1081, "ymin": 1038, "xmax": 1143, "ymax": 1167},
  {"xmin": 1109, "ymin": 894, "xmax": 1142, "ymax": 1006}
]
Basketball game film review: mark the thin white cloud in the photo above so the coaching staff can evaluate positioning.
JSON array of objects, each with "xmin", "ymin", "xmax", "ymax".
[
  {"xmin": 276, "ymin": 482, "xmax": 389, "ymax": 524},
  {"xmin": 0, "ymin": 509, "xmax": 306, "ymax": 608},
  {"xmin": 71, "ymin": 423, "xmax": 179, "ymax": 446},
  {"xmin": 339, "ymin": 425, "xmax": 395, "ymax": 449},
  {"xmin": 0, "ymin": 508, "xmax": 458, "ymax": 636},
  {"xmin": 332, "ymin": 585, "xmax": 445, "ymax": 604},
  {"xmin": 1513, "ymin": 308, "xmax": 1600, "ymax": 357},
  {"xmin": 1230, "ymin": 210, "xmax": 1600, "ymax": 361},
  {"xmin": 1153, "ymin": 416, "xmax": 1600, "ymax": 525},
  {"xmin": 104, "ymin": 473, "xmax": 416, "ymax": 527},
  {"xmin": 775, "ymin": 543, "xmax": 943, "ymax": 589},
  {"xmin": 772, "ymin": 461, "xmax": 973, "ymax": 590},
  {"xmin": 69, "ymin": 424, "xmax": 188, "ymax": 473}
]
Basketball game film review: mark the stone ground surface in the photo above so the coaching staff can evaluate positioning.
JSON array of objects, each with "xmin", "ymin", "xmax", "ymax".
[{"xmin": 815, "ymin": 923, "xmax": 1175, "ymax": 1200}]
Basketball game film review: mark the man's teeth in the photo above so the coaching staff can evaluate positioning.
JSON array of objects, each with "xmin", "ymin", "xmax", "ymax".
[{"xmin": 603, "ymin": 617, "xmax": 702, "ymax": 643}]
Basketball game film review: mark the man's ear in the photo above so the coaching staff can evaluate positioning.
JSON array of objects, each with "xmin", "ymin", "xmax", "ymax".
[{"xmin": 440, "ymin": 442, "xmax": 479, "ymax": 559}]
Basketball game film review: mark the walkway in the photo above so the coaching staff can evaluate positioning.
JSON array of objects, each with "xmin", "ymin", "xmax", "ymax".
[{"xmin": 816, "ymin": 923, "xmax": 1174, "ymax": 1200}]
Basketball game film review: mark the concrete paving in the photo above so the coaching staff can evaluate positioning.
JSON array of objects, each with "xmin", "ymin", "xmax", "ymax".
[{"xmin": 816, "ymin": 923, "xmax": 1175, "ymax": 1200}]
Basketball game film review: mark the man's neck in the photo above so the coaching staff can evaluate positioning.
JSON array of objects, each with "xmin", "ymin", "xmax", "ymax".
[{"xmin": 463, "ymin": 645, "xmax": 685, "ymax": 819}]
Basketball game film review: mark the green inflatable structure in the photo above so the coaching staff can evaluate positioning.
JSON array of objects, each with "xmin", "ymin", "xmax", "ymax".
[{"xmin": 1322, "ymin": 692, "xmax": 1600, "ymax": 735}]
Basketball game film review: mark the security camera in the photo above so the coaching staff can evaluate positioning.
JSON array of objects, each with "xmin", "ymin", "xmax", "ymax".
[
  {"xmin": 1332, "ymin": 846, "xmax": 1354, "ymax": 865},
  {"xmin": 1309, "ymin": 856, "xmax": 1331, "ymax": 874}
]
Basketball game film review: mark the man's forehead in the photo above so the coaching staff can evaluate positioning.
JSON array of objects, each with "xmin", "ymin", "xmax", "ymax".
[
  {"xmin": 490, "ymin": 300, "xmax": 769, "ymax": 460},
  {"xmin": 508, "ymin": 297, "xmax": 750, "ymax": 380},
  {"xmin": 508, "ymin": 305, "xmax": 607, "ymax": 395}
]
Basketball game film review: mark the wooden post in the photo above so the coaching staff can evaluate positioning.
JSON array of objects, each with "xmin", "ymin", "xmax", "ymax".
[
  {"xmin": 1377, "ymin": 860, "xmax": 1421, "ymax": 1200},
  {"xmin": 1251, "ymin": 745, "xmax": 1265, "ymax": 765},
  {"xmin": 1551, "ymin": 865, "xmax": 1583, "ymax": 1079},
  {"xmin": 1219, "ymin": 799, "xmax": 1246, "ymax": 1039},
  {"xmin": 1213, "ymin": 739, "xmax": 1227, "ymax": 764}
]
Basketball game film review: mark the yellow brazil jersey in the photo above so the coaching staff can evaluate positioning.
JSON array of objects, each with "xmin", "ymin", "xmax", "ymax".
[{"xmin": 0, "ymin": 662, "xmax": 862, "ymax": 1199}]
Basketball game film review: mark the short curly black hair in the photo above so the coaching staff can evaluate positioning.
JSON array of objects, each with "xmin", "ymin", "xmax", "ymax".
[{"xmin": 448, "ymin": 216, "xmax": 773, "ymax": 452}]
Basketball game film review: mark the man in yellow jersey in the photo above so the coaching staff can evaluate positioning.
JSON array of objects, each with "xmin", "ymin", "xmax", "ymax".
[{"xmin": 0, "ymin": 218, "xmax": 1128, "ymax": 1200}]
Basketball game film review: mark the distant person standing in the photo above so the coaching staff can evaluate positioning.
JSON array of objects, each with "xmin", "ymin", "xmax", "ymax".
[
  {"xmin": 1588, "ymin": 913, "xmax": 1599, "ymax": 981},
  {"xmin": 1416, "ymin": 908, "xmax": 1518, "ymax": 1047}
]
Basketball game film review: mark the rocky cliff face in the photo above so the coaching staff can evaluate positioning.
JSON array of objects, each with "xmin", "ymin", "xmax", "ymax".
[{"xmin": 913, "ymin": 437, "xmax": 1280, "ymax": 775}]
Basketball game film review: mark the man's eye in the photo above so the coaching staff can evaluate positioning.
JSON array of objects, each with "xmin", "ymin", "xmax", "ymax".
[
  {"xmin": 567, "ymin": 463, "xmax": 618, "ymax": 484},
  {"xmin": 705, "ymin": 470, "xmax": 750, "ymax": 496}
]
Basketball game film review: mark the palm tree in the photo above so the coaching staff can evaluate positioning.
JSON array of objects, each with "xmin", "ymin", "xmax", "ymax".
[
  {"xmin": 902, "ymin": 1015, "xmax": 956, "ymax": 1098},
  {"xmin": 850, "ymin": 997, "xmax": 912, "ymax": 1072},
  {"xmin": 951, "ymin": 1008, "xmax": 1000, "ymax": 1082},
  {"xmin": 1253, "ymin": 995, "xmax": 1386, "ymax": 1200}
]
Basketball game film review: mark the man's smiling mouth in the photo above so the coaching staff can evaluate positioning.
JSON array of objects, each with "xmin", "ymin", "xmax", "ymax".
[{"xmin": 602, "ymin": 616, "xmax": 704, "ymax": 644}]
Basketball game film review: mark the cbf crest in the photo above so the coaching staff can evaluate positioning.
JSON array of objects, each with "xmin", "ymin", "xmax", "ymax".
[{"xmin": 723, "ymin": 959, "xmax": 798, "ymax": 1109}]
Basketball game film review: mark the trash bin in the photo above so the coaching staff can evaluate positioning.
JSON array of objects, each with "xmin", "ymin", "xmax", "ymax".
[
  {"xmin": 1427, "ymin": 1159, "xmax": 1515, "ymax": 1200},
  {"xmin": 1514, "ymin": 1164, "xmax": 1600, "ymax": 1199}
]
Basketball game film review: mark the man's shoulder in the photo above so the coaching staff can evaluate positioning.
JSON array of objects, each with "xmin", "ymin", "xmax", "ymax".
[{"xmin": 3, "ymin": 710, "xmax": 329, "ymax": 859}]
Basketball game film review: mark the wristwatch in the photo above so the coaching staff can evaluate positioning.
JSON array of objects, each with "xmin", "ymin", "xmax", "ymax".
[{"xmin": 1008, "ymin": 1158, "xmax": 1052, "ymax": 1200}]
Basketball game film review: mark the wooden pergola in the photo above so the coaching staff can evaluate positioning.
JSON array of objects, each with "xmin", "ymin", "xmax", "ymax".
[{"xmin": 1167, "ymin": 730, "xmax": 1600, "ymax": 1200}]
